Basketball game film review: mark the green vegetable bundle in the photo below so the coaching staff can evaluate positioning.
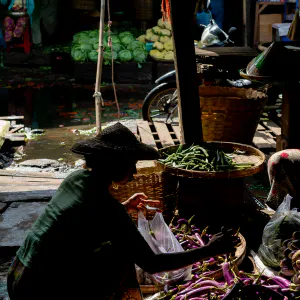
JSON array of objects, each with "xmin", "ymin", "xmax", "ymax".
[
  {"xmin": 158, "ymin": 145, "xmax": 254, "ymax": 171},
  {"xmin": 71, "ymin": 27, "xmax": 148, "ymax": 67}
]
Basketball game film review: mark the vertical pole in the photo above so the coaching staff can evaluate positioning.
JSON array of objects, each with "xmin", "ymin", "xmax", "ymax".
[
  {"xmin": 169, "ymin": 0, "xmax": 203, "ymax": 145},
  {"xmin": 243, "ymin": 0, "xmax": 247, "ymax": 47},
  {"xmin": 95, "ymin": 0, "xmax": 106, "ymax": 134}
]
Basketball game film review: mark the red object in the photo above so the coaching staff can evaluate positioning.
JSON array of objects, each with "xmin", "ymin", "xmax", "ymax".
[
  {"xmin": 280, "ymin": 152, "xmax": 290, "ymax": 159},
  {"xmin": 6, "ymin": 23, "xmax": 32, "ymax": 54}
]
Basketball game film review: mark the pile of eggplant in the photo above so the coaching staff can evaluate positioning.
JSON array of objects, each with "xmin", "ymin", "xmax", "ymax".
[{"xmin": 154, "ymin": 217, "xmax": 300, "ymax": 299}]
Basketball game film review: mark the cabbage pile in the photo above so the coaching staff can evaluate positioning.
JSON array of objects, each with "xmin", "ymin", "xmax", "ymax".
[
  {"xmin": 71, "ymin": 29, "xmax": 148, "ymax": 67},
  {"xmin": 137, "ymin": 18, "xmax": 174, "ymax": 61}
]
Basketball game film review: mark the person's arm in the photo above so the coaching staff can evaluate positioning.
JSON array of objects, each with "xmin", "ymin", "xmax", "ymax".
[{"xmin": 109, "ymin": 198, "xmax": 236, "ymax": 275}]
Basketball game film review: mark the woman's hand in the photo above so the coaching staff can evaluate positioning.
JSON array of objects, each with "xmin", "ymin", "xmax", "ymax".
[
  {"xmin": 123, "ymin": 193, "xmax": 161, "ymax": 213},
  {"xmin": 206, "ymin": 227, "xmax": 240, "ymax": 257}
]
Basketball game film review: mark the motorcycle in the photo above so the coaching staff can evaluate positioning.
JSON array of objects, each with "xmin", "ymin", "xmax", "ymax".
[{"xmin": 142, "ymin": 21, "xmax": 251, "ymax": 123}]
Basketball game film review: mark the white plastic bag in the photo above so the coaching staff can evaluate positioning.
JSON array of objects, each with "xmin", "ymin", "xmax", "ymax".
[
  {"xmin": 137, "ymin": 211, "xmax": 192, "ymax": 285},
  {"xmin": 258, "ymin": 194, "xmax": 300, "ymax": 268}
]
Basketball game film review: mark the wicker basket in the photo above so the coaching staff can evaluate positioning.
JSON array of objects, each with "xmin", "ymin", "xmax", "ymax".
[
  {"xmin": 109, "ymin": 172, "xmax": 178, "ymax": 221},
  {"xmin": 156, "ymin": 142, "xmax": 265, "ymax": 179},
  {"xmin": 199, "ymin": 86, "xmax": 268, "ymax": 144}
]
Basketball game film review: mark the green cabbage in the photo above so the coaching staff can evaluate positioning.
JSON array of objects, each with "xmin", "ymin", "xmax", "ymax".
[
  {"xmin": 89, "ymin": 37, "xmax": 98, "ymax": 45},
  {"xmin": 118, "ymin": 31, "xmax": 133, "ymax": 39},
  {"xmin": 103, "ymin": 50, "xmax": 118, "ymax": 61},
  {"xmin": 133, "ymin": 49, "xmax": 147, "ymax": 67},
  {"xmin": 88, "ymin": 50, "xmax": 98, "ymax": 62},
  {"xmin": 120, "ymin": 35, "xmax": 135, "ymax": 46},
  {"xmin": 112, "ymin": 43, "xmax": 123, "ymax": 53},
  {"xmin": 89, "ymin": 30, "xmax": 98, "ymax": 38},
  {"xmin": 110, "ymin": 35, "xmax": 121, "ymax": 44},
  {"xmin": 71, "ymin": 46, "xmax": 87, "ymax": 61},
  {"xmin": 73, "ymin": 31, "xmax": 89, "ymax": 43},
  {"xmin": 118, "ymin": 49, "xmax": 133, "ymax": 62},
  {"xmin": 93, "ymin": 42, "xmax": 99, "ymax": 50},
  {"xmin": 127, "ymin": 41, "xmax": 146, "ymax": 51},
  {"xmin": 80, "ymin": 43, "xmax": 93, "ymax": 52}
]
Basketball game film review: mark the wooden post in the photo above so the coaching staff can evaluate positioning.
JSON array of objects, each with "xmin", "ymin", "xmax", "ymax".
[
  {"xmin": 169, "ymin": 0, "xmax": 203, "ymax": 145},
  {"xmin": 279, "ymin": 79, "xmax": 300, "ymax": 150},
  {"xmin": 243, "ymin": 0, "xmax": 247, "ymax": 47},
  {"xmin": 94, "ymin": 0, "xmax": 106, "ymax": 134}
]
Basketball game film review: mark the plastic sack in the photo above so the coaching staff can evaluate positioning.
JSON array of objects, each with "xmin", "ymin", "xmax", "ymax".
[
  {"xmin": 137, "ymin": 211, "xmax": 192, "ymax": 285},
  {"xmin": 258, "ymin": 195, "xmax": 300, "ymax": 268}
]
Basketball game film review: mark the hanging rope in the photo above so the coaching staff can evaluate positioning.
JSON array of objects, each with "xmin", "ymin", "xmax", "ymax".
[
  {"xmin": 161, "ymin": 0, "xmax": 171, "ymax": 23},
  {"xmin": 106, "ymin": 0, "xmax": 120, "ymax": 121}
]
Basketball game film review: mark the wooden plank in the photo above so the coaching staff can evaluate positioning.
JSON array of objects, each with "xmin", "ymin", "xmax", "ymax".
[
  {"xmin": 257, "ymin": 124, "xmax": 265, "ymax": 131},
  {"xmin": 0, "ymin": 189, "xmax": 57, "ymax": 202},
  {"xmin": 137, "ymin": 120, "xmax": 157, "ymax": 150},
  {"xmin": 9, "ymin": 125, "xmax": 24, "ymax": 134},
  {"xmin": 0, "ymin": 176, "xmax": 63, "ymax": 185},
  {"xmin": 253, "ymin": 132, "xmax": 272, "ymax": 149},
  {"xmin": 154, "ymin": 122, "xmax": 175, "ymax": 148},
  {"xmin": 0, "ymin": 169, "xmax": 67, "ymax": 179},
  {"xmin": 0, "ymin": 174, "xmax": 63, "ymax": 202},
  {"xmin": 0, "ymin": 116, "xmax": 24, "ymax": 120},
  {"xmin": 172, "ymin": 124, "xmax": 182, "ymax": 142},
  {"xmin": 263, "ymin": 120, "xmax": 281, "ymax": 136},
  {"xmin": 256, "ymin": 131, "xmax": 276, "ymax": 149},
  {"xmin": 5, "ymin": 136, "xmax": 25, "ymax": 142}
]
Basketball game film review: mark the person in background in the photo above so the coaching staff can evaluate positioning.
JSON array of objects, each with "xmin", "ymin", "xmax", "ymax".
[
  {"xmin": 210, "ymin": 0, "xmax": 224, "ymax": 29},
  {"xmin": 31, "ymin": 0, "xmax": 59, "ymax": 48},
  {"xmin": 266, "ymin": 149, "xmax": 300, "ymax": 210},
  {"xmin": 1, "ymin": 0, "xmax": 34, "ymax": 45},
  {"xmin": 7, "ymin": 122, "xmax": 239, "ymax": 300}
]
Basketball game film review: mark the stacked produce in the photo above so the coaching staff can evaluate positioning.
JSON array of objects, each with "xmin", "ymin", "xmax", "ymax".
[
  {"xmin": 158, "ymin": 144, "xmax": 254, "ymax": 171},
  {"xmin": 137, "ymin": 18, "xmax": 174, "ymax": 61},
  {"xmin": 150, "ymin": 217, "xmax": 297, "ymax": 299},
  {"xmin": 71, "ymin": 29, "xmax": 148, "ymax": 67}
]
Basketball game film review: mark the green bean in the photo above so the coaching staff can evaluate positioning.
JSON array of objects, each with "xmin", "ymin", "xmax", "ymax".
[{"xmin": 159, "ymin": 145, "xmax": 254, "ymax": 172}]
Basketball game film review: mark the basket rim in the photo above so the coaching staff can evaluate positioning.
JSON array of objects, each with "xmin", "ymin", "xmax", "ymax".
[
  {"xmin": 156, "ymin": 142, "xmax": 265, "ymax": 179},
  {"xmin": 239, "ymin": 69, "xmax": 272, "ymax": 82}
]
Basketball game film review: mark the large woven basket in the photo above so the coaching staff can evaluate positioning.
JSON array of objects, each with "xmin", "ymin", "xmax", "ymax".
[
  {"xmin": 109, "ymin": 173, "xmax": 178, "ymax": 221},
  {"xmin": 199, "ymin": 86, "xmax": 268, "ymax": 144},
  {"xmin": 156, "ymin": 142, "xmax": 265, "ymax": 179}
]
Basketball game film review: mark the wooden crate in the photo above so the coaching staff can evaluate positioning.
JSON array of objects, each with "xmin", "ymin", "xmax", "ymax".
[
  {"xmin": 259, "ymin": 14, "xmax": 283, "ymax": 43},
  {"xmin": 136, "ymin": 120, "xmax": 181, "ymax": 150}
]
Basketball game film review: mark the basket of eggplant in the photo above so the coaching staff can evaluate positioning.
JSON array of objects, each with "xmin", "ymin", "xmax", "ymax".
[{"xmin": 156, "ymin": 142, "xmax": 265, "ymax": 179}]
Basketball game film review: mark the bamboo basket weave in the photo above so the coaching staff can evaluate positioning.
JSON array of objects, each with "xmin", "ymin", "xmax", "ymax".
[
  {"xmin": 109, "ymin": 172, "xmax": 178, "ymax": 221},
  {"xmin": 199, "ymin": 86, "xmax": 268, "ymax": 144}
]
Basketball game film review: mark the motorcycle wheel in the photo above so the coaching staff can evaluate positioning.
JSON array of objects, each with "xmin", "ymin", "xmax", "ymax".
[{"xmin": 142, "ymin": 82, "xmax": 177, "ymax": 123}]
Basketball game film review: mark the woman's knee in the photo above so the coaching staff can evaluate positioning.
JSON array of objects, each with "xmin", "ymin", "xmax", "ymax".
[{"xmin": 3, "ymin": 16, "xmax": 15, "ymax": 29}]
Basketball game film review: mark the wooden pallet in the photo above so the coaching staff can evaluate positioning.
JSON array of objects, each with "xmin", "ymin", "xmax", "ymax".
[
  {"xmin": 136, "ymin": 120, "xmax": 181, "ymax": 150},
  {"xmin": 137, "ymin": 119, "xmax": 281, "ymax": 153}
]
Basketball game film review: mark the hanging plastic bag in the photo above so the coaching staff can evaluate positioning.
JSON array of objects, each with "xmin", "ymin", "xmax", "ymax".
[
  {"xmin": 258, "ymin": 195, "xmax": 300, "ymax": 268},
  {"xmin": 137, "ymin": 211, "xmax": 192, "ymax": 285}
]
